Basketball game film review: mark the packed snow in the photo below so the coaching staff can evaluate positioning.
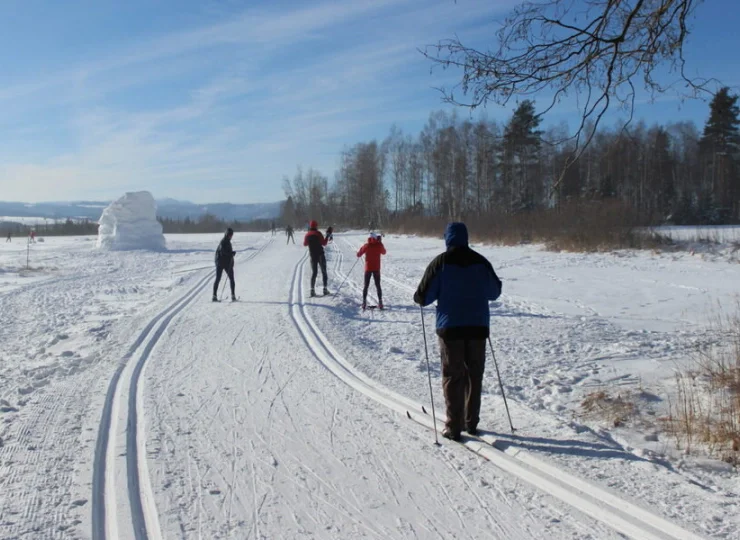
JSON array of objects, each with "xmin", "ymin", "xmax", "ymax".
[
  {"xmin": 1, "ymin": 229, "xmax": 739, "ymax": 539},
  {"xmin": 96, "ymin": 191, "xmax": 165, "ymax": 251}
]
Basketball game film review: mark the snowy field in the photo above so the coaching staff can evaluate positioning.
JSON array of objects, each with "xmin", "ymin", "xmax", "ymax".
[
  {"xmin": 654, "ymin": 225, "xmax": 740, "ymax": 245},
  {"xmin": 1, "ymin": 231, "xmax": 739, "ymax": 539}
]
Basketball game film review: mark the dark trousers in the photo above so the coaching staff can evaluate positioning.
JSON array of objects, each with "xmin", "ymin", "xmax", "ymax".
[
  {"xmin": 310, "ymin": 254, "xmax": 327, "ymax": 289},
  {"xmin": 287, "ymin": 233, "xmax": 294, "ymax": 244},
  {"xmin": 438, "ymin": 338, "xmax": 486, "ymax": 433},
  {"xmin": 362, "ymin": 271, "xmax": 382, "ymax": 303},
  {"xmin": 213, "ymin": 264, "xmax": 235, "ymax": 297}
]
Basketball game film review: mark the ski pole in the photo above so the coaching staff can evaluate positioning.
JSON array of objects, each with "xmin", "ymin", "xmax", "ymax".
[
  {"xmin": 219, "ymin": 280, "xmax": 227, "ymax": 301},
  {"xmin": 333, "ymin": 256, "xmax": 360, "ymax": 298},
  {"xmin": 420, "ymin": 305, "xmax": 440, "ymax": 446},
  {"xmin": 488, "ymin": 338, "xmax": 515, "ymax": 433}
]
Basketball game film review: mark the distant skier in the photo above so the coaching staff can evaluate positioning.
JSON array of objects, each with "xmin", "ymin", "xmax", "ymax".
[
  {"xmin": 29, "ymin": 230, "xmax": 36, "ymax": 243},
  {"xmin": 5, "ymin": 231, "xmax": 10, "ymax": 243},
  {"xmin": 326, "ymin": 226, "xmax": 334, "ymax": 243},
  {"xmin": 271, "ymin": 221, "xmax": 276, "ymax": 236},
  {"xmin": 357, "ymin": 233, "xmax": 386, "ymax": 310},
  {"xmin": 286, "ymin": 225, "xmax": 295, "ymax": 244},
  {"xmin": 303, "ymin": 220, "xmax": 329, "ymax": 296},
  {"xmin": 413, "ymin": 222, "xmax": 502, "ymax": 441},
  {"xmin": 212, "ymin": 227, "xmax": 237, "ymax": 301}
]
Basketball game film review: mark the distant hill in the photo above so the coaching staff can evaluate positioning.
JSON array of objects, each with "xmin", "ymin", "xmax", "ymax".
[{"xmin": 0, "ymin": 199, "xmax": 283, "ymax": 223}]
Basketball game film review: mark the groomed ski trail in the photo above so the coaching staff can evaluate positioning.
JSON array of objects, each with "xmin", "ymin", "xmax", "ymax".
[
  {"xmin": 142, "ymin": 242, "xmax": 594, "ymax": 539},
  {"xmin": 91, "ymin": 237, "xmax": 273, "ymax": 540},
  {"xmin": 295, "ymin": 247, "xmax": 706, "ymax": 540}
]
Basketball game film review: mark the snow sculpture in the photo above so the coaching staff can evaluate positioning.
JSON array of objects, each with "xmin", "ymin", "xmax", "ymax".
[{"xmin": 96, "ymin": 191, "xmax": 166, "ymax": 251}]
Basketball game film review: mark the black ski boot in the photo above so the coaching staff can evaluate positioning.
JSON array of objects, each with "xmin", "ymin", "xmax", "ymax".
[
  {"xmin": 323, "ymin": 287, "xmax": 329, "ymax": 296},
  {"xmin": 231, "ymin": 294, "xmax": 237, "ymax": 302},
  {"xmin": 212, "ymin": 294, "xmax": 219, "ymax": 302},
  {"xmin": 310, "ymin": 288, "xmax": 316, "ymax": 297}
]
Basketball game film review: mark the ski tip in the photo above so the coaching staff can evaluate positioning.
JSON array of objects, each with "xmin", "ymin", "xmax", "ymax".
[
  {"xmin": 421, "ymin": 405, "xmax": 427, "ymax": 414},
  {"xmin": 406, "ymin": 411, "xmax": 411, "ymax": 419}
]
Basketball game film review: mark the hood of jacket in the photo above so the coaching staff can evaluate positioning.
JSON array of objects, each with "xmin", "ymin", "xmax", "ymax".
[{"xmin": 444, "ymin": 222, "xmax": 468, "ymax": 248}]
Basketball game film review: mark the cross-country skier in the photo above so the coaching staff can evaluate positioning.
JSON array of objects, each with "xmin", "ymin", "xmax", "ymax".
[
  {"xmin": 212, "ymin": 227, "xmax": 237, "ymax": 301},
  {"xmin": 5, "ymin": 231, "xmax": 10, "ymax": 242},
  {"xmin": 286, "ymin": 225, "xmax": 295, "ymax": 244},
  {"xmin": 303, "ymin": 220, "xmax": 329, "ymax": 297},
  {"xmin": 326, "ymin": 226, "xmax": 334, "ymax": 243},
  {"xmin": 357, "ymin": 232, "xmax": 386, "ymax": 310},
  {"xmin": 413, "ymin": 222, "xmax": 502, "ymax": 441},
  {"xmin": 271, "ymin": 221, "xmax": 276, "ymax": 236}
]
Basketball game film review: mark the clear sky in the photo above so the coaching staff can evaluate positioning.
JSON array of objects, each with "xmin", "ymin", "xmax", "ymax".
[{"xmin": 1, "ymin": 0, "xmax": 738, "ymax": 204}]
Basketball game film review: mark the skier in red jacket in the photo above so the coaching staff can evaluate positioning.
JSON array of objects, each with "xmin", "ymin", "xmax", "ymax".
[{"xmin": 357, "ymin": 233, "xmax": 386, "ymax": 310}]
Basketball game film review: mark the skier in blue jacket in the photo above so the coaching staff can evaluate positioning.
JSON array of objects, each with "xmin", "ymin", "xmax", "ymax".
[{"xmin": 414, "ymin": 222, "xmax": 502, "ymax": 441}]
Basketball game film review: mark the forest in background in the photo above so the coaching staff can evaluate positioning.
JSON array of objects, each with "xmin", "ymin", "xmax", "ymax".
[{"xmin": 280, "ymin": 88, "xmax": 740, "ymax": 249}]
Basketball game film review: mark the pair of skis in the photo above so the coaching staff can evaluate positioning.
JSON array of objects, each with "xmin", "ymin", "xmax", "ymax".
[{"xmin": 405, "ymin": 405, "xmax": 500, "ymax": 445}]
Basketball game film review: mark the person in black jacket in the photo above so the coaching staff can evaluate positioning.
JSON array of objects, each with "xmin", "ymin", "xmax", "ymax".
[
  {"xmin": 303, "ymin": 220, "xmax": 328, "ymax": 296},
  {"xmin": 212, "ymin": 228, "xmax": 237, "ymax": 301},
  {"xmin": 414, "ymin": 222, "xmax": 502, "ymax": 441}
]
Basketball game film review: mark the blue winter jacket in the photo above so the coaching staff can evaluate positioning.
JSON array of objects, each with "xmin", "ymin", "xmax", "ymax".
[{"xmin": 413, "ymin": 223, "xmax": 502, "ymax": 339}]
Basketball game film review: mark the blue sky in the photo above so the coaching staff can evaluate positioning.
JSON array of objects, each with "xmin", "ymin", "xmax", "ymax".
[{"xmin": 0, "ymin": 0, "xmax": 737, "ymax": 204}]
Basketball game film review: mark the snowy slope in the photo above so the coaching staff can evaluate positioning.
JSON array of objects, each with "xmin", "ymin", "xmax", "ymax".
[{"xmin": 0, "ymin": 231, "xmax": 737, "ymax": 539}]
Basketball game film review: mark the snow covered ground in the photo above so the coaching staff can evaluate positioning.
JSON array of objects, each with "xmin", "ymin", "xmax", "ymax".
[
  {"xmin": 0, "ymin": 230, "xmax": 738, "ymax": 539},
  {"xmin": 656, "ymin": 225, "xmax": 740, "ymax": 244}
]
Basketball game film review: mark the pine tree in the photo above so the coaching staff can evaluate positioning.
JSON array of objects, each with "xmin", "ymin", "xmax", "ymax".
[
  {"xmin": 699, "ymin": 87, "xmax": 740, "ymax": 222},
  {"xmin": 502, "ymin": 100, "xmax": 542, "ymax": 212}
]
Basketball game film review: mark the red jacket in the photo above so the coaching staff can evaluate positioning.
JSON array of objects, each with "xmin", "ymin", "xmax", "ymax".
[{"xmin": 357, "ymin": 238, "xmax": 386, "ymax": 272}]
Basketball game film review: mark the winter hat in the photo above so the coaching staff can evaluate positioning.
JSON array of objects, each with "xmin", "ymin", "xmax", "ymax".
[
  {"xmin": 226, "ymin": 227, "xmax": 234, "ymax": 235},
  {"xmin": 309, "ymin": 220, "xmax": 318, "ymax": 229}
]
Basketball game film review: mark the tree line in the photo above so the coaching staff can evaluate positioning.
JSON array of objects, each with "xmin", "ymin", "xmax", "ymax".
[{"xmin": 281, "ymin": 88, "xmax": 740, "ymax": 229}]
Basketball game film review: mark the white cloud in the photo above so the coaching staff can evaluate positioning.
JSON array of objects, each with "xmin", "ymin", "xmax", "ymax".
[{"xmin": 0, "ymin": 0, "xmax": 514, "ymax": 203}]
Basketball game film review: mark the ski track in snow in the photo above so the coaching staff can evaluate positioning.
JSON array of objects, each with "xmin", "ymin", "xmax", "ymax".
[
  {"xmin": 0, "ymin": 233, "xmax": 267, "ymax": 538},
  {"xmin": 306, "ymin": 241, "xmax": 707, "ymax": 540},
  {"xmin": 143, "ymin": 240, "xmax": 616, "ymax": 539},
  {"xmin": 92, "ymin": 236, "xmax": 274, "ymax": 540},
  {"xmin": 318, "ymin": 233, "xmax": 740, "ymax": 538},
  {"xmin": 2, "ymin": 230, "xmax": 739, "ymax": 538}
]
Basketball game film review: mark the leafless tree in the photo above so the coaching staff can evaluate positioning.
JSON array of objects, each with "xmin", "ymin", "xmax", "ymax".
[{"xmin": 424, "ymin": 0, "xmax": 714, "ymax": 189}]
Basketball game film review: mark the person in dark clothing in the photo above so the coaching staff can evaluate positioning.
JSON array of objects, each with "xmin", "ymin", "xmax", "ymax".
[
  {"xmin": 212, "ymin": 228, "xmax": 237, "ymax": 301},
  {"xmin": 303, "ymin": 220, "xmax": 329, "ymax": 296},
  {"xmin": 413, "ymin": 222, "xmax": 502, "ymax": 441},
  {"xmin": 5, "ymin": 231, "xmax": 10, "ymax": 242},
  {"xmin": 286, "ymin": 225, "xmax": 295, "ymax": 244},
  {"xmin": 357, "ymin": 233, "xmax": 386, "ymax": 310},
  {"xmin": 271, "ymin": 221, "xmax": 276, "ymax": 236},
  {"xmin": 325, "ymin": 226, "xmax": 334, "ymax": 243}
]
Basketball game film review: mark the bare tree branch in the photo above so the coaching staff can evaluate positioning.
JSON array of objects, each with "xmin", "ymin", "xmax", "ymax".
[{"xmin": 423, "ymin": 0, "xmax": 716, "ymax": 193}]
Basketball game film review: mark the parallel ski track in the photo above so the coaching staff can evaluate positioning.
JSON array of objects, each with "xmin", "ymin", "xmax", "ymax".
[
  {"xmin": 92, "ymin": 237, "xmax": 273, "ymax": 540},
  {"xmin": 292, "ymin": 247, "xmax": 706, "ymax": 540}
]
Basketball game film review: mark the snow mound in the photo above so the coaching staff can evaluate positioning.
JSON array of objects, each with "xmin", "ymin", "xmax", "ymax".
[{"xmin": 96, "ymin": 191, "xmax": 166, "ymax": 251}]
